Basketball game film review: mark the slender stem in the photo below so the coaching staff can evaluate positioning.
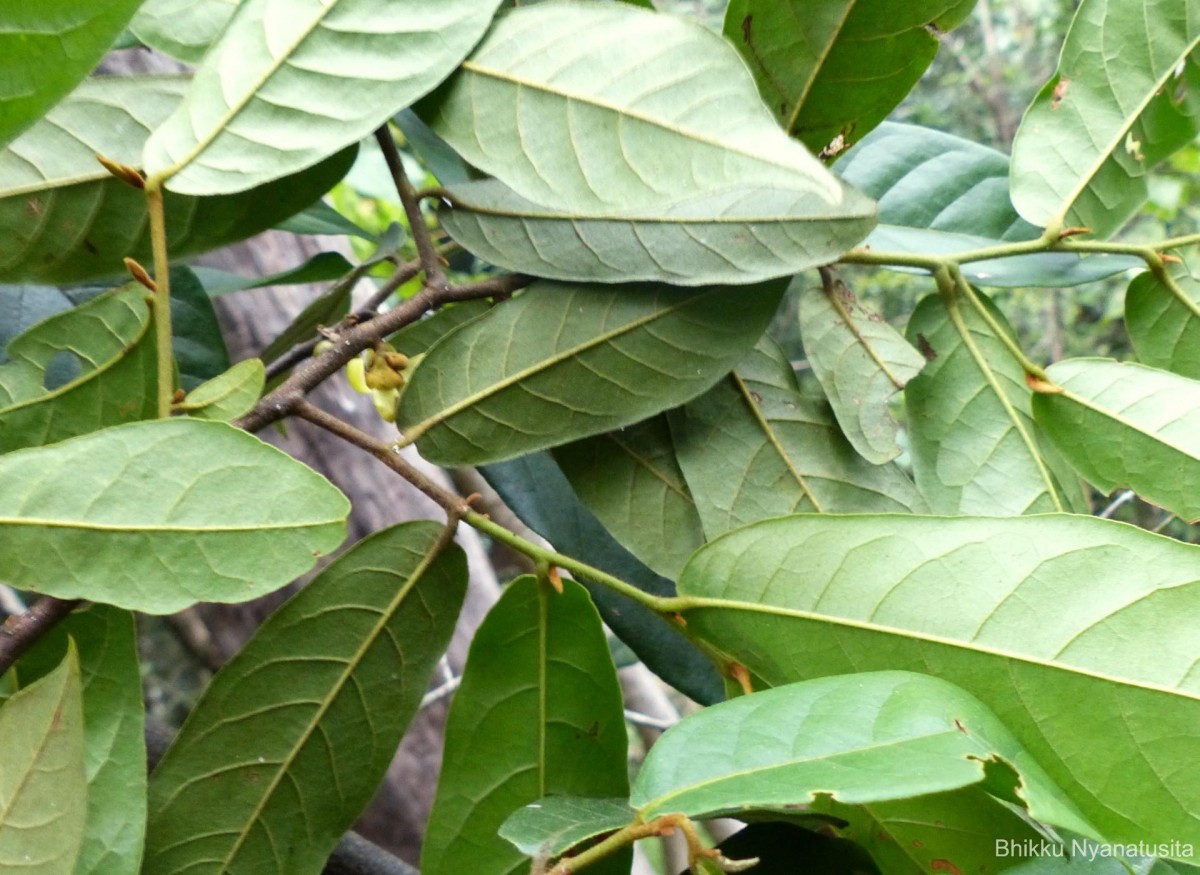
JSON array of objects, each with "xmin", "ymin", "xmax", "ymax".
[
  {"xmin": 949, "ymin": 267, "xmax": 1049, "ymax": 380},
  {"xmin": 374, "ymin": 125, "xmax": 446, "ymax": 292},
  {"xmin": 549, "ymin": 817, "xmax": 676, "ymax": 875},
  {"xmin": 0, "ymin": 597, "xmax": 80, "ymax": 676},
  {"xmin": 145, "ymin": 178, "xmax": 174, "ymax": 418}
]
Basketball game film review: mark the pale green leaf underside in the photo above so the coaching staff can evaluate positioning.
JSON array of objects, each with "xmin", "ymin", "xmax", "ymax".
[
  {"xmin": 671, "ymin": 336, "xmax": 924, "ymax": 538},
  {"xmin": 421, "ymin": 577, "xmax": 629, "ymax": 875},
  {"xmin": 1034, "ymin": 357, "xmax": 1200, "ymax": 521},
  {"xmin": 678, "ymin": 513, "xmax": 1200, "ymax": 848},
  {"xmin": 500, "ymin": 796, "xmax": 634, "ymax": 858},
  {"xmin": 178, "ymin": 358, "xmax": 265, "ymax": 421},
  {"xmin": 905, "ymin": 292, "xmax": 1086, "ymax": 515},
  {"xmin": 0, "ymin": 648, "xmax": 86, "ymax": 875},
  {"xmin": 631, "ymin": 672, "xmax": 1088, "ymax": 839},
  {"xmin": 0, "ymin": 419, "xmax": 348, "ymax": 612},
  {"xmin": 130, "ymin": 0, "xmax": 241, "ymax": 63},
  {"xmin": 144, "ymin": 0, "xmax": 502, "ymax": 194},
  {"xmin": 1010, "ymin": 0, "xmax": 1200, "ymax": 237},
  {"xmin": 1125, "ymin": 265, "xmax": 1200, "ymax": 379},
  {"xmin": 397, "ymin": 280, "xmax": 786, "ymax": 466},
  {"xmin": 0, "ymin": 76, "xmax": 356, "ymax": 284},
  {"xmin": 0, "ymin": 1, "xmax": 144, "ymax": 150},
  {"xmin": 145, "ymin": 523, "xmax": 466, "ymax": 875},
  {"xmin": 798, "ymin": 278, "xmax": 926, "ymax": 463}
]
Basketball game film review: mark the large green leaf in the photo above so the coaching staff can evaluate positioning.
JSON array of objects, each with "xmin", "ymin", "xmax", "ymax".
[
  {"xmin": 1010, "ymin": 0, "xmax": 1200, "ymax": 238},
  {"xmin": 15, "ymin": 606, "xmax": 145, "ymax": 875},
  {"xmin": 0, "ymin": 2, "xmax": 145, "ymax": 150},
  {"xmin": 552, "ymin": 415, "xmax": 703, "ymax": 580},
  {"xmin": 143, "ymin": 0, "xmax": 502, "ymax": 194},
  {"xmin": 834, "ymin": 122, "xmax": 1142, "ymax": 287},
  {"xmin": 1125, "ymin": 264, "xmax": 1200, "ymax": 379},
  {"xmin": 145, "ymin": 522, "xmax": 466, "ymax": 875},
  {"xmin": 0, "ymin": 76, "xmax": 355, "ymax": 284},
  {"xmin": 130, "ymin": 0, "xmax": 240, "ymax": 63},
  {"xmin": 671, "ymin": 336, "xmax": 923, "ymax": 539},
  {"xmin": 0, "ymin": 418, "xmax": 348, "ymax": 612},
  {"xmin": 0, "ymin": 647, "xmax": 86, "ymax": 875},
  {"xmin": 397, "ymin": 279, "xmax": 786, "ymax": 466},
  {"xmin": 630, "ymin": 672, "xmax": 1088, "ymax": 836},
  {"xmin": 439, "ymin": 177, "xmax": 875, "ymax": 286},
  {"xmin": 1032, "ymin": 357, "xmax": 1200, "ymax": 520},
  {"xmin": 0, "ymin": 285, "xmax": 156, "ymax": 454},
  {"xmin": 722, "ymin": 0, "xmax": 975, "ymax": 154},
  {"xmin": 421, "ymin": 576, "xmax": 629, "ymax": 875},
  {"xmin": 798, "ymin": 276, "xmax": 926, "ymax": 464},
  {"xmin": 480, "ymin": 453, "xmax": 725, "ymax": 706},
  {"xmin": 905, "ymin": 291, "xmax": 1086, "ymax": 515},
  {"xmin": 676, "ymin": 513, "xmax": 1200, "ymax": 851}
]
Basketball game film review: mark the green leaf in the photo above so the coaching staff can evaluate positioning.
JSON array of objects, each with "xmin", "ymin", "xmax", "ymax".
[
  {"xmin": 0, "ymin": 418, "xmax": 348, "ymax": 612},
  {"xmin": 0, "ymin": 1, "xmax": 145, "ymax": 150},
  {"xmin": 0, "ymin": 288, "xmax": 74, "ymax": 354},
  {"xmin": 1002, "ymin": 835, "xmax": 1200, "ymax": 873},
  {"xmin": 552, "ymin": 415, "xmax": 704, "ymax": 580},
  {"xmin": 191, "ymin": 252, "xmax": 355, "ymax": 297},
  {"xmin": 671, "ymin": 336, "xmax": 923, "ymax": 538},
  {"xmin": 630, "ymin": 672, "xmax": 1087, "ymax": 837},
  {"xmin": 0, "ymin": 646, "xmax": 86, "ymax": 875},
  {"xmin": 394, "ymin": 109, "xmax": 472, "ymax": 187},
  {"xmin": 798, "ymin": 277, "xmax": 926, "ymax": 464},
  {"xmin": 177, "ymin": 359, "xmax": 265, "ymax": 421},
  {"xmin": 1010, "ymin": 1, "xmax": 1200, "ymax": 237},
  {"xmin": 397, "ymin": 280, "xmax": 786, "ymax": 466},
  {"xmin": 169, "ymin": 268, "xmax": 231, "ymax": 391},
  {"xmin": 143, "ymin": 0, "xmax": 503, "ymax": 194},
  {"xmin": 421, "ymin": 576, "xmax": 629, "ymax": 875},
  {"xmin": 389, "ymin": 300, "xmax": 492, "ymax": 358},
  {"xmin": 1125, "ymin": 264, "xmax": 1200, "ymax": 379},
  {"xmin": 145, "ymin": 522, "xmax": 466, "ymax": 875},
  {"xmin": 15, "ymin": 607, "xmax": 145, "ymax": 875},
  {"xmin": 130, "ymin": 0, "xmax": 240, "ymax": 63},
  {"xmin": 835, "ymin": 122, "xmax": 1142, "ymax": 287},
  {"xmin": 0, "ymin": 76, "xmax": 356, "ymax": 285},
  {"xmin": 905, "ymin": 291, "xmax": 1086, "ymax": 514},
  {"xmin": 0, "ymin": 285, "xmax": 156, "ymax": 454},
  {"xmin": 722, "ymin": 0, "xmax": 975, "ymax": 154},
  {"xmin": 439, "ymin": 177, "xmax": 876, "ymax": 287},
  {"xmin": 1032, "ymin": 357, "xmax": 1200, "ymax": 520},
  {"xmin": 274, "ymin": 200, "xmax": 376, "ymax": 241},
  {"xmin": 676, "ymin": 513, "xmax": 1200, "ymax": 850},
  {"xmin": 479, "ymin": 453, "xmax": 725, "ymax": 705},
  {"xmin": 500, "ymin": 796, "xmax": 634, "ymax": 858}
]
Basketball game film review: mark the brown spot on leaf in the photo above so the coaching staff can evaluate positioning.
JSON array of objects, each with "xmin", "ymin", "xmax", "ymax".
[
  {"xmin": 916, "ymin": 333, "xmax": 937, "ymax": 362},
  {"xmin": 932, "ymin": 859, "xmax": 962, "ymax": 875},
  {"xmin": 741, "ymin": 13, "xmax": 752, "ymax": 43},
  {"xmin": 1052, "ymin": 76, "xmax": 1070, "ymax": 109},
  {"xmin": 953, "ymin": 718, "xmax": 968, "ymax": 734}
]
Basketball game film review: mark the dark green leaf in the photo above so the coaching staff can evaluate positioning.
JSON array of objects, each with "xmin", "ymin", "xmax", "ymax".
[
  {"xmin": 1126, "ymin": 264, "xmax": 1200, "ymax": 379},
  {"xmin": 170, "ymin": 268, "xmax": 231, "ymax": 391},
  {"xmin": 274, "ymin": 201, "xmax": 376, "ymax": 241},
  {"xmin": 389, "ymin": 300, "xmax": 492, "ymax": 358},
  {"xmin": 394, "ymin": 109, "xmax": 472, "ymax": 186},
  {"xmin": 145, "ymin": 522, "xmax": 466, "ymax": 875},
  {"xmin": 191, "ymin": 252, "xmax": 355, "ymax": 298}
]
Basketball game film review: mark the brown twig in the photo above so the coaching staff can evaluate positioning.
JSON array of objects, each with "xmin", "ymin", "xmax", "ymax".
[
  {"xmin": 0, "ymin": 596, "xmax": 81, "ymax": 675},
  {"xmin": 374, "ymin": 126, "xmax": 446, "ymax": 293}
]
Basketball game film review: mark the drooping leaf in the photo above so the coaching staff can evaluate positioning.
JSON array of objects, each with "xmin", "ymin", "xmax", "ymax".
[
  {"xmin": 0, "ymin": 418, "xmax": 348, "ymax": 612},
  {"xmin": 479, "ymin": 453, "xmax": 724, "ymax": 705},
  {"xmin": 722, "ymin": 0, "xmax": 975, "ymax": 154},
  {"xmin": 191, "ymin": 252, "xmax": 355, "ymax": 297},
  {"xmin": 1010, "ymin": 1, "xmax": 1200, "ymax": 238},
  {"xmin": 177, "ymin": 359, "xmax": 265, "ymax": 421},
  {"xmin": 676, "ymin": 513, "xmax": 1200, "ymax": 850},
  {"xmin": 145, "ymin": 522, "xmax": 466, "ymax": 875},
  {"xmin": 500, "ymin": 796, "xmax": 634, "ymax": 859},
  {"xmin": 0, "ymin": 647, "xmax": 86, "ymax": 875},
  {"xmin": 397, "ymin": 279, "xmax": 787, "ymax": 466},
  {"xmin": 905, "ymin": 291, "xmax": 1086, "ymax": 514},
  {"xmin": 0, "ymin": 285, "xmax": 156, "ymax": 454},
  {"xmin": 835, "ymin": 122, "xmax": 1142, "ymax": 287},
  {"xmin": 15, "ymin": 606, "xmax": 145, "ymax": 875},
  {"xmin": 169, "ymin": 268, "xmax": 231, "ymax": 391},
  {"xmin": 552, "ymin": 415, "xmax": 704, "ymax": 580},
  {"xmin": 143, "ymin": 0, "xmax": 503, "ymax": 194},
  {"xmin": 439, "ymin": 177, "xmax": 876, "ymax": 287},
  {"xmin": 671, "ymin": 336, "xmax": 923, "ymax": 539},
  {"xmin": 0, "ymin": 76, "xmax": 356, "ymax": 284},
  {"xmin": 1125, "ymin": 264, "xmax": 1200, "ymax": 379},
  {"xmin": 274, "ymin": 200, "xmax": 376, "ymax": 241},
  {"xmin": 798, "ymin": 276, "xmax": 926, "ymax": 463},
  {"xmin": 130, "ymin": 0, "xmax": 240, "ymax": 63},
  {"xmin": 1032, "ymin": 357, "xmax": 1200, "ymax": 520},
  {"xmin": 0, "ymin": 2, "xmax": 145, "ymax": 150},
  {"xmin": 421, "ymin": 576, "xmax": 629, "ymax": 875}
]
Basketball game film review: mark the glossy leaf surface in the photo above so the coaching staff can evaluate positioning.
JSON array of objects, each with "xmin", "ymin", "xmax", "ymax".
[
  {"xmin": 1126, "ymin": 265, "xmax": 1200, "ymax": 379},
  {"xmin": 671, "ymin": 337, "xmax": 923, "ymax": 538},
  {"xmin": 0, "ymin": 419, "xmax": 348, "ymax": 612},
  {"xmin": 1033, "ymin": 357, "xmax": 1200, "ymax": 520},
  {"xmin": 398, "ymin": 280, "xmax": 786, "ymax": 465},
  {"xmin": 144, "ymin": 0, "xmax": 502, "ymax": 193},
  {"xmin": 799, "ymin": 277, "xmax": 926, "ymax": 463},
  {"xmin": 421, "ymin": 577, "xmax": 629, "ymax": 875},
  {"xmin": 145, "ymin": 523, "xmax": 466, "ymax": 875},
  {"xmin": 678, "ymin": 513, "xmax": 1200, "ymax": 848}
]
